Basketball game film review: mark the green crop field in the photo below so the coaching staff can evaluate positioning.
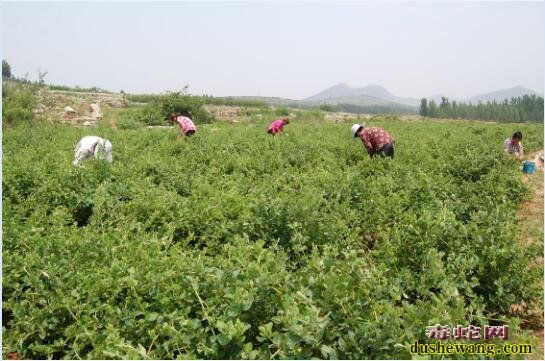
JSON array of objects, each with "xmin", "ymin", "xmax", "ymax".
[{"xmin": 2, "ymin": 118, "xmax": 544, "ymax": 359}]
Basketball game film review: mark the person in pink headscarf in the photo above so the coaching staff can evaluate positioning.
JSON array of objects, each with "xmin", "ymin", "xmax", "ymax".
[
  {"xmin": 168, "ymin": 113, "xmax": 197, "ymax": 140},
  {"xmin": 267, "ymin": 116, "xmax": 290, "ymax": 136}
]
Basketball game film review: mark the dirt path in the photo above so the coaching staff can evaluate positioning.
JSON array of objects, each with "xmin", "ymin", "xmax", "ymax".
[
  {"xmin": 520, "ymin": 150, "xmax": 544, "ymax": 247},
  {"xmin": 518, "ymin": 150, "xmax": 544, "ymax": 360},
  {"xmin": 110, "ymin": 117, "xmax": 118, "ymax": 130},
  {"xmin": 530, "ymin": 330, "xmax": 544, "ymax": 360}
]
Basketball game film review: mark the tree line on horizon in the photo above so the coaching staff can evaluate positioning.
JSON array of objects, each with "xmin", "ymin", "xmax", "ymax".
[
  {"xmin": 419, "ymin": 95, "xmax": 543, "ymax": 123},
  {"xmin": 321, "ymin": 103, "xmax": 416, "ymax": 115}
]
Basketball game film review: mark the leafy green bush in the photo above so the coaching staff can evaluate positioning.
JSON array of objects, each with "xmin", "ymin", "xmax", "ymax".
[
  {"xmin": 273, "ymin": 106, "xmax": 290, "ymax": 116},
  {"xmin": 136, "ymin": 104, "xmax": 165, "ymax": 126},
  {"xmin": 161, "ymin": 92, "xmax": 215, "ymax": 124},
  {"xmin": 117, "ymin": 115, "xmax": 143, "ymax": 130},
  {"xmin": 2, "ymin": 81, "xmax": 38, "ymax": 125},
  {"xmin": 126, "ymin": 94, "xmax": 163, "ymax": 104},
  {"xmin": 117, "ymin": 105, "xmax": 166, "ymax": 127},
  {"xmin": 122, "ymin": 93, "xmax": 215, "ymax": 125},
  {"xmin": 294, "ymin": 108, "xmax": 325, "ymax": 122}
]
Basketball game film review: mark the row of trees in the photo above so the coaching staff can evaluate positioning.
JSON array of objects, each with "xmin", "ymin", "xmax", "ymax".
[
  {"xmin": 200, "ymin": 95, "xmax": 268, "ymax": 108},
  {"xmin": 419, "ymin": 95, "xmax": 543, "ymax": 122},
  {"xmin": 321, "ymin": 103, "xmax": 417, "ymax": 115},
  {"xmin": 49, "ymin": 84, "xmax": 111, "ymax": 93}
]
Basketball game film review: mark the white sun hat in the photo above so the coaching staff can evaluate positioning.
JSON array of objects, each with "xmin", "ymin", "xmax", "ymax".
[{"xmin": 351, "ymin": 124, "xmax": 364, "ymax": 138}]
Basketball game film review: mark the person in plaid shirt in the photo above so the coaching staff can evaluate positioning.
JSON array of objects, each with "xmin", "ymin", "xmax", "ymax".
[
  {"xmin": 168, "ymin": 113, "xmax": 197, "ymax": 140},
  {"xmin": 503, "ymin": 131, "xmax": 524, "ymax": 160},
  {"xmin": 351, "ymin": 124, "xmax": 395, "ymax": 158}
]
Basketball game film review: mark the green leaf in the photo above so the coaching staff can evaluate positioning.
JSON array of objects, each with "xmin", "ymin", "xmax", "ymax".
[{"xmin": 217, "ymin": 333, "xmax": 231, "ymax": 346}]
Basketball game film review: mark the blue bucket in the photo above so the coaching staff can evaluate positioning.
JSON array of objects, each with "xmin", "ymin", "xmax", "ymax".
[{"xmin": 523, "ymin": 161, "xmax": 535, "ymax": 175}]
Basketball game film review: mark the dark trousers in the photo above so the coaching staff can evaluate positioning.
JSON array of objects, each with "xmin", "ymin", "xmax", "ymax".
[{"xmin": 372, "ymin": 142, "xmax": 395, "ymax": 158}]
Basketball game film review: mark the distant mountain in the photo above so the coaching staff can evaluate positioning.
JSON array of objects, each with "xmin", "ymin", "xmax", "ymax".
[
  {"xmin": 233, "ymin": 93, "xmax": 416, "ymax": 114},
  {"xmin": 231, "ymin": 83, "xmax": 419, "ymax": 114},
  {"xmin": 465, "ymin": 86, "xmax": 542, "ymax": 103},
  {"xmin": 300, "ymin": 95, "xmax": 416, "ymax": 110},
  {"xmin": 305, "ymin": 83, "xmax": 387, "ymax": 101},
  {"xmin": 303, "ymin": 94, "xmax": 408, "ymax": 107},
  {"xmin": 305, "ymin": 83, "xmax": 420, "ymax": 107}
]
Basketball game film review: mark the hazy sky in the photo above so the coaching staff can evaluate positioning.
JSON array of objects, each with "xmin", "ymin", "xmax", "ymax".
[{"xmin": 2, "ymin": 1, "xmax": 544, "ymax": 99}]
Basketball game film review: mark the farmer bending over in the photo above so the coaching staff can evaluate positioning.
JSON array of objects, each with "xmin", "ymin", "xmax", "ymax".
[
  {"xmin": 503, "ymin": 131, "xmax": 524, "ymax": 160},
  {"xmin": 267, "ymin": 116, "xmax": 290, "ymax": 136},
  {"xmin": 168, "ymin": 113, "xmax": 196, "ymax": 140},
  {"xmin": 351, "ymin": 123, "xmax": 395, "ymax": 159},
  {"xmin": 73, "ymin": 136, "xmax": 112, "ymax": 166}
]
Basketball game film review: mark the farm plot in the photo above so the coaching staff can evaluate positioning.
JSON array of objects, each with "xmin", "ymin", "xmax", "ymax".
[{"xmin": 2, "ymin": 118, "xmax": 543, "ymax": 359}]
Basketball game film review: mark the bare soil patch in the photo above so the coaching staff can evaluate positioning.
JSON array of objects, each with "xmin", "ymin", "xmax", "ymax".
[{"xmin": 518, "ymin": 150, "xmax": 544, "ymax": 358}]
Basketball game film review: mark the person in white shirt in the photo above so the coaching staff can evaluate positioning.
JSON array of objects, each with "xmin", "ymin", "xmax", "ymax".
[{"xmin": 73, "ymin": 136, "xmax": 112, "ymax": 166}]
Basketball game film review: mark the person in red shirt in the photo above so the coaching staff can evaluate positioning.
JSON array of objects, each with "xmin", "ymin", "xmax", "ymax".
[{"xmin": 351, "ymin": 123, "xmax": 395, "ymax": 159}]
